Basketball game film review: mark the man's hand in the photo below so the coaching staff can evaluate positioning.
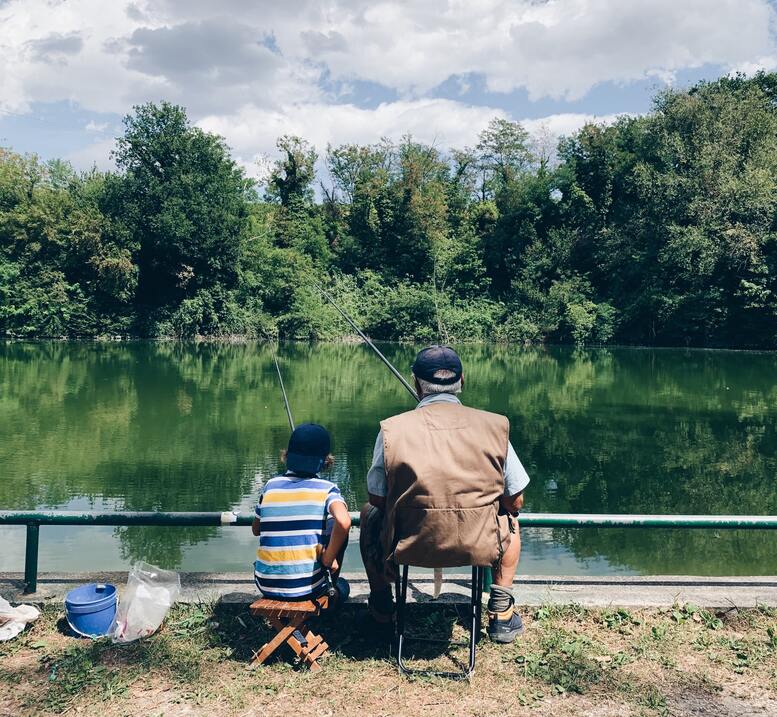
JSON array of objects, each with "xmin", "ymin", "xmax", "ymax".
[{"xmin": 500, "ymin": 491, "xmax": 524, "ymax": 516}]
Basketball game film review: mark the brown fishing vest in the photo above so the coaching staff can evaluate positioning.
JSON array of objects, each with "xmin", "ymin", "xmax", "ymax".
[{"xmin": 380, "ymin": 401, "xmax": 510, "ymax": 568}]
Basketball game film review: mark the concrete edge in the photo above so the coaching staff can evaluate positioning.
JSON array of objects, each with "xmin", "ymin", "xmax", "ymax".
[{"xmin": 3, "ymin": 572, "xmax": 777, "ymax": 609}]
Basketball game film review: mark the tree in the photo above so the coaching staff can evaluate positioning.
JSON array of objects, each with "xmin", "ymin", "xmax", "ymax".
[
  {"xmin": 112, "ymin": 102, "xmax": 252, "ymax": 316},
  {"xmin": 266, "ymin": 135, "xmax": 317, "ymax": 208},
  {"xmin": 475, "ymin": 118, "xmax": 534, "ymax": 200}
]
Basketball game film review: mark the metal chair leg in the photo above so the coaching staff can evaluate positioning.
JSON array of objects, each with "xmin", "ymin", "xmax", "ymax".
[
  {"xmin": 476, "ymin": 566, "xmax": 484, "ymax": 641},
  {"xmin": 395, "ymin": 565, "xmax": 481, "ymax": 680}
]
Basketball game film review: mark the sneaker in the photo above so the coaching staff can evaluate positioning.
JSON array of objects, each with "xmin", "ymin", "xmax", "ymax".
[
  {"xmin": 363, "ymin": 588, "xmax": 395, "ymax": 643},
  {"xmin": 322, "ymin": 577, "xmax": 350, "ymax": 613},
  {"xmin": 367, "ymin": 587, "xmax": 394, "ymax": 623},
  {"xmin": 487, "ymin": 607, "xmax": 525, "ymax": 643},
  {"xmin": 336, "ymin": 577, "xmax": 351, "ymax": 604}
]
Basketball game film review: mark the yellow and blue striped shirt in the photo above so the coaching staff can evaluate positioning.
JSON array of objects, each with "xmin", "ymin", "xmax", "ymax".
[{"xmin": 254, "ymin": 473, "xmax": 345, "ymax": 599}]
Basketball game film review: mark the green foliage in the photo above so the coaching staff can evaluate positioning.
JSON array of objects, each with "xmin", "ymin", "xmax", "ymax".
[
  {"xmin": 112, "ymin": 102, "xmax": 252, "ymax": 316},
  {"xmin": 4, "ymin": 75, "xmax": 777, "ymax": 345},
  {"xmin": 516, "ymin": 628, "xmax": 605, "ymax": 694}
]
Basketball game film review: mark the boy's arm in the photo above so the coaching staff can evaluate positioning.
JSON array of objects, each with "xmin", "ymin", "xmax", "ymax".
[
  {"xmin": 321, "ymin": 501, "xmax": 351, "ymax": 571},
  {"xmin": 251, "ymin": 494, "xmax": 263, "ymax": 536}
]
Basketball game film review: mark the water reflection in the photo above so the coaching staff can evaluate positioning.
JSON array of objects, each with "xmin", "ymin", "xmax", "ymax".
[{"xmin": 1, "ymin": 341, "xmax": 777, "ymax": 575}]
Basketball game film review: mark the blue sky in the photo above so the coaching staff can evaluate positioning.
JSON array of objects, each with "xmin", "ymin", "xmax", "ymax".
[{"xmin": 1, "ymin": 1, "xmax": 775, "ymax": 175}]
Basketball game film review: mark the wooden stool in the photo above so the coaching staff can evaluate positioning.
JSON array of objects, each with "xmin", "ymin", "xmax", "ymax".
[{"xmin": 249, "ymin": 595, "xmax": 330, "ymax": 671}]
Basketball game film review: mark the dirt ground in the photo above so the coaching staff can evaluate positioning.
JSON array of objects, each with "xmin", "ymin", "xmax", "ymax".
[{"xmin": 1, "ymin": 601, "xmax": 776, "ymax": 717}]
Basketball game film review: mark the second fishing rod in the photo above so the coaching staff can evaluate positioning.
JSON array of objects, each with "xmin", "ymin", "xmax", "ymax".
[
  {"xmin": 268, "ymin": 345, "xmax": 340, "ymax": 601},
  {"xmin": 313, "ymin": 283, "xmax": 418, "ymax": 402}
]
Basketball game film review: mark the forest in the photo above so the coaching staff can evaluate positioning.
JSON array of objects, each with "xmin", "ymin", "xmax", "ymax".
[{"xmin": 1, "ymin": 73, "xmax": 777, "ymax": 347}]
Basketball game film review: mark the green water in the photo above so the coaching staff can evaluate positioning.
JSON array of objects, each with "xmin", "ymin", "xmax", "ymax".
[{"xmin": 2, "ymin": 341, "xmax": 777, "ymax": 576}]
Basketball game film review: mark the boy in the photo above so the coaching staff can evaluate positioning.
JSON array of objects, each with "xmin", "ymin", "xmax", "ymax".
[{"xmin": 252, "ymin": 423, "xmax": 351, "ymax": 604}]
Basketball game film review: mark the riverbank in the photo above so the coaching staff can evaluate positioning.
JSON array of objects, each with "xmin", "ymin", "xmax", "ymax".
[
  {"xmin": 1, "ymin": 601, "xmax": 775, "ymax": 717},
  {"xmin": 4, "ymin": 572, "xmax": 777, "ymax": 609}
]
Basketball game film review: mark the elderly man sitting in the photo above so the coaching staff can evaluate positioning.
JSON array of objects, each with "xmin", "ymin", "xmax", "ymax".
[{"xmin": 359, "ymin": 345, "xmax": 530, "ymax": 643}]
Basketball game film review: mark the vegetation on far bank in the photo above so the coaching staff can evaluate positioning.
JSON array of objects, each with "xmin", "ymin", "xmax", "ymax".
[
  {"xmin": 0, "ymin": 601, "xmax": 775, "ymax": 716},
  {"xmin": 2, "ymin": 72, "xmax": 777, "ymax": 347}
]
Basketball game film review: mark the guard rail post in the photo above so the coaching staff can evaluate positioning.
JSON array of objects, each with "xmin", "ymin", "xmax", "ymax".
[{"xmin": 23, "ymin": 522, "xmax": 40, "ymax": 594}]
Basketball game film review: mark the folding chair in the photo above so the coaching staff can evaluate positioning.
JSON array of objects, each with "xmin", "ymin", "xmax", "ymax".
[
  {"xmin": 394, "ymin": 565, "xmax": 484, "ymax": 680},
  {"xmin": 249, "ymin": 595, "xmax": 330, "ymax": 671}
]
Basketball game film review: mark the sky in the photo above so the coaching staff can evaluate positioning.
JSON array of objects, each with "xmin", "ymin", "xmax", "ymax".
[{"xmin": 1, "ymin": 0, "xmax": 776, "ymax": 178}]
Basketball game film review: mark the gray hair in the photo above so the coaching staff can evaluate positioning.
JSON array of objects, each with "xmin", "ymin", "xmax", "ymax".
[{"xmin": 414, "ymin": 369, "xmax": 462, "ymax": 396}]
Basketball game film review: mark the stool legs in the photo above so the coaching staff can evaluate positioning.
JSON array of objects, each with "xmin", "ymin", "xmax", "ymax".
[{"xmin": 250, "ymin": 613, "xmax": 329, "ymax": 671}]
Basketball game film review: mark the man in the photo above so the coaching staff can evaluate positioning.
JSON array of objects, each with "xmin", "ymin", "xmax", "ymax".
[{"xmin": 359, "ymin": 345, "xmax": 529, "ymax": 643}]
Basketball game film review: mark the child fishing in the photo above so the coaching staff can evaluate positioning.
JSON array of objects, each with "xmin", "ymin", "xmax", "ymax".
[{"xmin": 252, "ymin": 423, "xmax": 351, "ymax": 605}]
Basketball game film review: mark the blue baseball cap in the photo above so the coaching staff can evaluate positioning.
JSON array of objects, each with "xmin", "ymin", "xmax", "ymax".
[
  {"xmin": 411, "ymin": 345, "xmax": 463, "ymax": 385},
  {"xmin": 287, "ymin": 423, "xmax": 331, "ymax": 475}
]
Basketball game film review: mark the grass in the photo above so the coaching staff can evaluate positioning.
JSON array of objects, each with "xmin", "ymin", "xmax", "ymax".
[{"xmin": 0, "ymin": 601, "xmax": 775, "ymax": 716}]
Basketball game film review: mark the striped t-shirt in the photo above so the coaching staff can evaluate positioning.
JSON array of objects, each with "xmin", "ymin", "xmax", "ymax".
[{"xmin": 254, "ymin": 473, "xmax": 346, "ymax": 599}]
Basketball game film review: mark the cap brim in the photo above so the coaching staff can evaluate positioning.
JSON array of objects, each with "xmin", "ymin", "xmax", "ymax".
[{"xmin": 286, "ymin": 452, "xmax": 323, "ymax": 475}]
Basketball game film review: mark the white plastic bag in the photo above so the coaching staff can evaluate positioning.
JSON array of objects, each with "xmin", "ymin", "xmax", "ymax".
[
  {"xmin": 111, "ymin": 562, "xmax": 180, "ymax": 643},
  {"xmin": 0, "ymin": 596, "xmax": 40, "ymax": 641}
]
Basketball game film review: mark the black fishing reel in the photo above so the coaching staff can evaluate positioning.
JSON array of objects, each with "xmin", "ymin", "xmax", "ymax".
[{"xmin": 323, "ymin": 568, "xmax": 338, "ymax": 600}]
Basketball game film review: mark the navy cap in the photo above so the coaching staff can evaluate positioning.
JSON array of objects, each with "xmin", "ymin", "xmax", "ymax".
[
  {"xmin": 411, "ymin": 345, "xmax": 463, "ymax": 385},
  {"xmin": 287, "ymin": 423, "xmax": 331, "ymax": 475}
]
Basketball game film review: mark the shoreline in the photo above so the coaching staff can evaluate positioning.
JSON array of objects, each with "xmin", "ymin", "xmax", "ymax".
[
  {"xmin": 4, "ymin": 572, "xmax": 777, "ymax": 609},
  {"xmin": 3, "ymin": 336, "xmax": 777, "ymax": 353}
]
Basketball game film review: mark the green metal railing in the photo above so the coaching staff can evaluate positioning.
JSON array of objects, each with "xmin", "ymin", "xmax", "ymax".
[{"xmin": 3, "ymin": 510, "xmax": 777, "ymax": 594}]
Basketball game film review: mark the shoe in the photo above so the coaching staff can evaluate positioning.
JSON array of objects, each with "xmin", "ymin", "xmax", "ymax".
[
  {"xmin": 364, "ymin": 588, "xmax": 395, "ymax": 644},
  {"xmin": 367, "ymin": 588, "xmax": 394, "ymax": 623},
  {"xmin": 336, "ymin": 577, "xmax": 351, "ymax": 604},
  {"xmin": 322, "ymin": 577, "xmax": 350, "ymax": 613},
  {"xmin": 487, "ymin": 606, "xmax": 525, "ymax": 643}
]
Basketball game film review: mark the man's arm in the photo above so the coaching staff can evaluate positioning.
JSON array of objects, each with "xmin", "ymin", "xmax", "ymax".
[
  {"xmin": 251, "ymin": 516, "xmax": 260, "ymax": 536},
  {"xmin": 502, "ymin": 441, "xmax": 530, "ymax": 513},
  {"xmin": 366, "ymin": 430, "xmax": 388, "ymax": 511}
]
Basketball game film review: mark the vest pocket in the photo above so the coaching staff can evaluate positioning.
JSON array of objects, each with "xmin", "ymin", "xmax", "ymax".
[{"xmin": 393, "ymin": 505, "xmax": 501, "ymax": 568}]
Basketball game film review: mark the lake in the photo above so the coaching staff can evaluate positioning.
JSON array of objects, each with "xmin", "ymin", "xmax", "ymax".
[{"xmin": 2, "ymin": 341, "xmax": 777, "ymax": 576}]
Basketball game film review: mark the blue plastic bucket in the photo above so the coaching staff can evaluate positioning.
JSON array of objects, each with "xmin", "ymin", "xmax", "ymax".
[{"xmin": 65, "ymin": 583, "xmax": 117, "ymax": 638}]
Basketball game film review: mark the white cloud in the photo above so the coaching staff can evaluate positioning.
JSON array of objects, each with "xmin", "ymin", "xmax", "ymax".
[
  {"xmin": 2, "ymin": 0, "xmax": 776, "ymax": 118},
  {"xmin": 199, "ymin": 98, "xmax": 508, "ymax": 168},
  {"xmin": 65, "ymin": 138, "xmax": 116, "ymax": 171},
  {"xmin": 521, "ymin": 112, "xmax": 628, "ymax": 138},
  {"xmin": 733, "ymin": 56, "xmax": 777, "ymax": 76},
  {"xmin": 85, "ymin": 120, "xmax": 109, "ymax": 132},
  {"xmin": 2, "ymin": 0, "xmax": 776, "ymax": 167}
]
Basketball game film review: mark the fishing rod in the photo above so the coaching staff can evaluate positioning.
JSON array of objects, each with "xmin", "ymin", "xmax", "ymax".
[
  {"xmin": 260, "ymin": 325, "xmax": 295, "ymax": 432},
  {"xmin": 271, "ymin": 349, "xmax": 295, "ymax": 432},
  {"xmin": 314, "ymin": 284, "xmax": 448, "ymax": 597},
  {"xmin": 267, "ymin": 340, "xmax": 337, "ymax": 603},
  {"xmin": 313, "ymin": 283, "xmax": 418, "ymax": 401}
]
